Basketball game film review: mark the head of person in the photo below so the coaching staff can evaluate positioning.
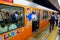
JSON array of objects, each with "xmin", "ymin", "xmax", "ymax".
[
  {"xmin": 52, "ymin": 12, "xmax": 55, "ymax": 15},
  {"xmin": 1, "ymin": 23, "xmax": 5, "ymax": 28},
  {"xmin": 32, "ymin": 11, "xmax": 35, "ymax": 14},
  {"xmin": 18, "ymin": 11, "xmax": 21, "ymax": 15},
  {"xmin": 6, "ymin": 11, "xmax": 10, "ymax": 16},
  {"xmin": 15, "ymin": 11, "xmax": 18, "ymax": 14}
]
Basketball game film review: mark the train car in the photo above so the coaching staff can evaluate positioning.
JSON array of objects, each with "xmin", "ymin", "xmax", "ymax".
[{"xmin": 0, "ymin": 0, "xmax": 58, "ymax": 40}]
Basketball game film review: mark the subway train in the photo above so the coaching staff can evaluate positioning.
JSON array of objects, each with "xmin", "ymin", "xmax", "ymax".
[{"xmin": 0, "ymin": 0, "xmax": 58, "ymax": 40}]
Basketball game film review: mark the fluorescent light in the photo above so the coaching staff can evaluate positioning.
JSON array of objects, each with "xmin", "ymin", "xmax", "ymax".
[{"xmin": 58, "ymin": 0, "xmax": 60, "ymax": 6}]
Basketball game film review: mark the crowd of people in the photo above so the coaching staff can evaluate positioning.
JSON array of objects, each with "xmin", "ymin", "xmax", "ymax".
[
  {"xmin": 0, "ymin": 10, "xmax": 23, "ymax": 33},
  {"xmin": 49, "ymin": 12, "xmax": 60, "ymax": 33}
]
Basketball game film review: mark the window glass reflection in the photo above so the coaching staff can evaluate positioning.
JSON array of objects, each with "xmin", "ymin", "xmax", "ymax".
[
  {"xmin": 0, "ymin": 5, "xmax": 24, "ymax": 34},
  {"xmin": 43, "ymin": 10, "xmax": 48, "ymax": 20}
]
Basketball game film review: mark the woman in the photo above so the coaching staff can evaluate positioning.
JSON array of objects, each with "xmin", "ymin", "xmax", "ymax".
[
  {"xmin": 5, "ymin": 11, "xmax": 11, "ymax": 24},
  {"xmin": 1, "ymin": 12, "xmax": 7, "ymax": 24}
]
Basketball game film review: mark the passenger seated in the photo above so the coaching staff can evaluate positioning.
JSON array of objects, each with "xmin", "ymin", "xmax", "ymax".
[
  {"xmin": 0, "ymin": 23, "xmax": 8, "ymax": 33},
  {"xmin": 9, "ymin": 22, "xmax": 17, "ymax": 30}
]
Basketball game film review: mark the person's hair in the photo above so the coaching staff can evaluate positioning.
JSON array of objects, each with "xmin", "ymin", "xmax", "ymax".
[
  {"xmin": 6, "ymin": 11, "xmax": 10, "ymax": 16},
  {"xmin": 32, "ymin": 11, "xmax": 35, "ymax": 14},
  {"xmin": 15, "ymin": 11, "xmax": 18, "ymax": 14},
  {"xmin": 52, "ymin": 12, "xmax": 54, "ymax": 15},
  {"xmin": 1, "ymin": 23, "xmax": 5, "ymax": 28}
]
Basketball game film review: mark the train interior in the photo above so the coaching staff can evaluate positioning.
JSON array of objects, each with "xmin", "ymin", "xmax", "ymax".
[{"xmin": 0, "ymin": 4, "xmax": 24, "ymax": 34}]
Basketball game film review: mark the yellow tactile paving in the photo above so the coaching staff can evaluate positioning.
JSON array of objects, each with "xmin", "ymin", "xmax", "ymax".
[{"xmin": 47, "ymin": 26, "xmax": 58, "ymax": 40}]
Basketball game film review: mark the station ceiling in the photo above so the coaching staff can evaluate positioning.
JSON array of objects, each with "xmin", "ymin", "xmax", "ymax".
[{"xmin": 33, "ymin": 0, "xmax": 60, "ymax": 12}]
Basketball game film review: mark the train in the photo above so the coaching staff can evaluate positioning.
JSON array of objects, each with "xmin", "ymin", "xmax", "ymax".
[{"xmin": 0, "ymin": 0, "xmax": 58, "ymax": 40}]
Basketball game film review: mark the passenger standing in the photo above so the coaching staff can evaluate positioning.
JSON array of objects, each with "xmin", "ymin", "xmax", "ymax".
[
  {"xmin": 55, "ymin": 13, "xmax": 58, "ymax": 26},
  {"xmin": 58, "ymin": 14, "xmax": 60, "ymax": 33},
  {"xmin": 10, "ymin": 12, "xmax": 16, "ymax": 23},
  {"xmin": 1, "ymin": 12, "xmax": 6, "ymax": 25},
  {"xmin": 49, "ymin": 13, "xmax": 55, "ymax": 32},
  {"xmin": 0, "ymin": 10, "xmax": 3, "ymax": 23},
  {"xmin": 5, "ymin": 11, "xmax": 10, "ymax": 24},
  {"xmin": 32, "ymin": 11, "xmax": 38, "ymax": 32}
]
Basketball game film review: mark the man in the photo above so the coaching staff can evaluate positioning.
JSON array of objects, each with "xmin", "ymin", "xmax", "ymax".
[
  {"xmin": 55, "ymin": 13, "xmax": 58, "ymax": 26},
  {"xmin": 32, "ymin": 11, "xmax": 38, "ymax": 32},
  {"xmin": 49, "ymin": 12, "xmax": 55, "ymax": 32}
]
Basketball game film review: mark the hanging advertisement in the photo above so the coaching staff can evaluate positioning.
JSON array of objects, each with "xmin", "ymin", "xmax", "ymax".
[{"xmin": 0, "ymin": 0, "xmax": 13, "ymax": 3}]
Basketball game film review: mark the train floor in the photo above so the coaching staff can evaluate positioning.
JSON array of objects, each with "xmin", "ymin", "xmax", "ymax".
[{"xmin": 27, "ymin": 24, "xmax": 60, "ymax": 40}]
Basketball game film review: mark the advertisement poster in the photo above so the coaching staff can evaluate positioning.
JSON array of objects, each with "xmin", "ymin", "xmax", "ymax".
[{"xmin": 0, "ymin": 0, "xmax": 13, "ymax": 3}]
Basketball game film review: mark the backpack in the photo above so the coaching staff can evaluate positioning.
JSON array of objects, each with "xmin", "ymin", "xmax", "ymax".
[{"xmin": 50, "ymin": 15, "xmax": 55, "ymax": 22}]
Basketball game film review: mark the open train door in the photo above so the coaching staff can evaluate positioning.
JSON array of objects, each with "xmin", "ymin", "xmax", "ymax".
[{"xmin": 32, "ymin": 10, "xmax": 40, "ymax": 33}]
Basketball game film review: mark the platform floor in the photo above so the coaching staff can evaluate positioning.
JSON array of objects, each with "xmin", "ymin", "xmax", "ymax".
[
  {"xmin": 56, "ymin": 34, "xmax": 60, "ymax": 40},
  {"xmin": 27, "ymin": 24, "xmax": 50, "ymax": 40},
  {"xmin": 27, "ymin": 24, "xmax": 59, "ymax": 40},
  {"xmin": 56, "ymin": 30, "xmax": 60, "ymax": 40}
]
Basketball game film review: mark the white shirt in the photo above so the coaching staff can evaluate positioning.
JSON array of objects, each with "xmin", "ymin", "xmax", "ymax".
[
  {"xmin": 32, "ymin": 14, "xmax": 38, "ymax": 21},
  {"xmin": 15, "ymin": 14, "xmax": 19, "ymax": 19},
  {"xmin": 55, "ymin": 16, "xmax": 58, "ymax": 20}
]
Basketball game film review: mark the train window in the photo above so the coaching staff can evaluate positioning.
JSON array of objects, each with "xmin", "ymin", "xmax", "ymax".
[
  {"xmin": 43, "ymin": 10, "xmax": 48, "ymax": 20},
  {"xmin": 0, "ymin": 4, "xmax": 24, "ymax": 34}
]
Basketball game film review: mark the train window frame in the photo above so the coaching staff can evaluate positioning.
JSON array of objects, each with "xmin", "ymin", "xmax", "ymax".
[
  {"xmin": 43, "ymin": 10, "xmax": 48, "ymax": 20},
  {"xmin": 0, "ymin": 4, "xmax": 24, "ymax": 34}
]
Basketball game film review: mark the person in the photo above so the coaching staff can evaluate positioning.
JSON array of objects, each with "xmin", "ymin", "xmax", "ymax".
[
  {"xmin": 58, "ymin": 14, "xmax": 60, "ymax": 33},
  {"xmin": 5, "ymin": 11, "xmax": 11, "ymax": 24},
  {"xmin": 9, "ymin": 22, "xmax": 17, "ymax": 30},
  {"xmin": 10, "ymin": 12, "xmax": 16, "ymax": 23},
  {"xmin": 49, "ymin": 12, "xmax": 55, "ymax": 32},
  {"xmin": 0, "ymin": 22, "xmax": 8, "ymax": 33},
  {"xmin": 55, "ymin": 13, "xmax": 58, "ymax": 26},
  {"xmin": 14, "ymin": 11, "xmax": 19, "ymax": 20},
  {"xmin": 32, "ymin": 11, "xmax": 38, "ymax": 32},
  {"xmin": 1, "ymin": 12, "xmax": 7, "ymax": 25},
  {"xmin": 0, "ymin": 10, "xmax": 3, "ymax": 24}
]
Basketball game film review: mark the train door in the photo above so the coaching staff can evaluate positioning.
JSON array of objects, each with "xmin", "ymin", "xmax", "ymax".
[{"xmin": 32, "ymin": 10, "xmax": 40, "ymax": 33}]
